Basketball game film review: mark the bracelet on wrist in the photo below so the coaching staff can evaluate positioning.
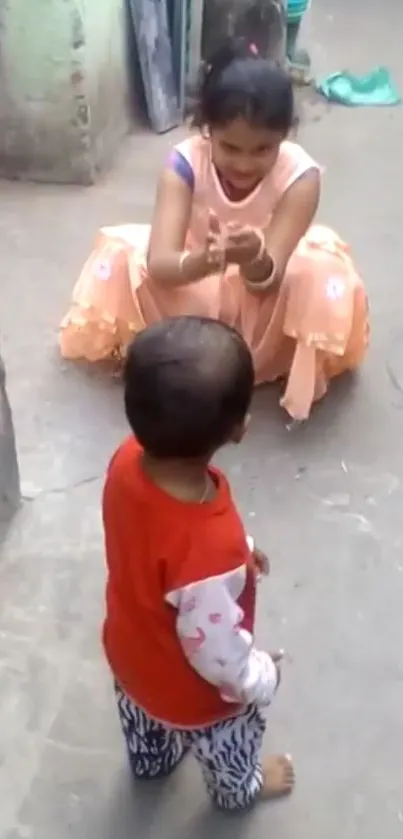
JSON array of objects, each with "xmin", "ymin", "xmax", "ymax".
[
  {"xmin": 244, "ymin": 254, "xmax": 277, "ymax": 292},
  {"xmin": 178, "ymin": 250, "xmax": 191, "ymax": 274}
]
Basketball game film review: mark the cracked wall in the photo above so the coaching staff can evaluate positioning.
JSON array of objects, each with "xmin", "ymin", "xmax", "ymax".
[{"xmin": 0, "ymin": 0, "xmax": 135, "ymax": 184}]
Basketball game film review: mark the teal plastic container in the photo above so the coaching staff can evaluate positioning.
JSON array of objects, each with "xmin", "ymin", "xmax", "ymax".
[{"xmin": 287, "ymin": 0, "xmax": 309, "ymax": 23}]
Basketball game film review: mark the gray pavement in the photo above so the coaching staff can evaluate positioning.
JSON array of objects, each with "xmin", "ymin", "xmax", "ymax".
[{"xmin": 1, "ymin": 0, "xmax": 403, "ymax": 836}]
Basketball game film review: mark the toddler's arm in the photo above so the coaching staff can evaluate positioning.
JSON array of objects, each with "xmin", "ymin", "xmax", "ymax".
[{"xmin": 166, "ymin": 571, "xmax": 279, "ymax": 707}]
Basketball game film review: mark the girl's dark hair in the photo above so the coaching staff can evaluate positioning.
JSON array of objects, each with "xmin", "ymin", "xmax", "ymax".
[
  {"xmin": 124, "ymin": 316, "xmax": 254, "ymax": 459},
  {"xmin": 193, "ymin": 37, "xmax": 294, "ymax": 133}
]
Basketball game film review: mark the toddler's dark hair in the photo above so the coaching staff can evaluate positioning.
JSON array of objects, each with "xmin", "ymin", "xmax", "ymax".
[
  {"xmin": 124, "ymin": 316, "xmax": 254, "ymax": 459},
  {"xmin": 193, "ymin": 37, "xmax": 294, "ymax": 134}
]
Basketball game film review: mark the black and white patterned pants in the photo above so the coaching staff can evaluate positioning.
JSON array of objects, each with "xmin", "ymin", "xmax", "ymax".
[{"xmin": 115, "ymin": 684, "xmax": 266, "ymax": 810}]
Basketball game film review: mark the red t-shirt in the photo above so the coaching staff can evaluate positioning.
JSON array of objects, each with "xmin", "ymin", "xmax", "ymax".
[{"xmin": 102, "ymin": 437, "xmax": 257, "ymax": 727}]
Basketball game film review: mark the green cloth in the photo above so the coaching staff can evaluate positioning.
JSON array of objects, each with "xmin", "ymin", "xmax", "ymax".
[{"xmin": 316, "ymin": 67, "xmax": 400, "ymax": 107}]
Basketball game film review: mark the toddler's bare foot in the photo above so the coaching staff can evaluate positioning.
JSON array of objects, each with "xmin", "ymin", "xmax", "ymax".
[{"xmin": 260, "ymin": 754, "xmax": 295, "ymax": 799}]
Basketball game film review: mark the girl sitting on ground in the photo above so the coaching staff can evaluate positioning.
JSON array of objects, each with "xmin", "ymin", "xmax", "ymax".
[{"xmin": 60, "ymin": 38, "xmax": 369, "ymax": 421}]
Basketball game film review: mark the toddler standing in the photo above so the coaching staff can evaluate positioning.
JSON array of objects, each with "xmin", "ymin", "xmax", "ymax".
[{"xmin": 102, "ymin": 315, "xmax": 294, "ymax": 810}]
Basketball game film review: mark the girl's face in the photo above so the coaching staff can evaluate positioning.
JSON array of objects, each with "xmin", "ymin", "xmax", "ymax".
[{"xmin": 209, "ymin": 117, "xmax": 285, "ymax": 197}]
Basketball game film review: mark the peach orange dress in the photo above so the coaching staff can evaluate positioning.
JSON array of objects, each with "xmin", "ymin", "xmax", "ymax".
[{"xmin": 59, "ymin": 136, "xmax": 369, "ymax": 420}]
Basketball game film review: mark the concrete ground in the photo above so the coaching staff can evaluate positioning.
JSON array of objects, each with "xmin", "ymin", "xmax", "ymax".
[{"xmin": 1, "ymin": 0, "xmax": 403, "ymax": 836}]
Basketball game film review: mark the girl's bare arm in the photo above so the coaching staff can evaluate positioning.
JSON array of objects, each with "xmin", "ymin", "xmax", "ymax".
[
  {"xmin": 243, "ymin": 168, "xmax": 320, "ymax": 287},
  {"xmin": 147, "ymin": 169, "xmax": 220, "ymax": 287},
  {"xmin": 266, "ymin": 168, "xmax": 320, "ymax": 279}
]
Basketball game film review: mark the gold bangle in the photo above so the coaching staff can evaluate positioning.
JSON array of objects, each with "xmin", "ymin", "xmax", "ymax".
[{"xmin": 244, "ymin": 256, "xmax": 277, "ymax": 292}]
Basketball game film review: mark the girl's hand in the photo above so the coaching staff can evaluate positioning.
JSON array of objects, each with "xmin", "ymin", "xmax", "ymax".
[
  {"xmin": 204, "ymin": 231, "xmax": 226, "ymax": 273},
  {"xmin": 204, "ymin": 211, "xmax": 226, "ymax": 274},
  {"xmin": 225, "ymin": 224, "xmax": 263, "ymax": 266}
]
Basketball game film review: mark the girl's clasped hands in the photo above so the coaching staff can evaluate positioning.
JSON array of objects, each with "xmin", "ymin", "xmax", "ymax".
[{"xmin": 205, "ymin": 211, "xmax": 264, "ymax": 273}]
